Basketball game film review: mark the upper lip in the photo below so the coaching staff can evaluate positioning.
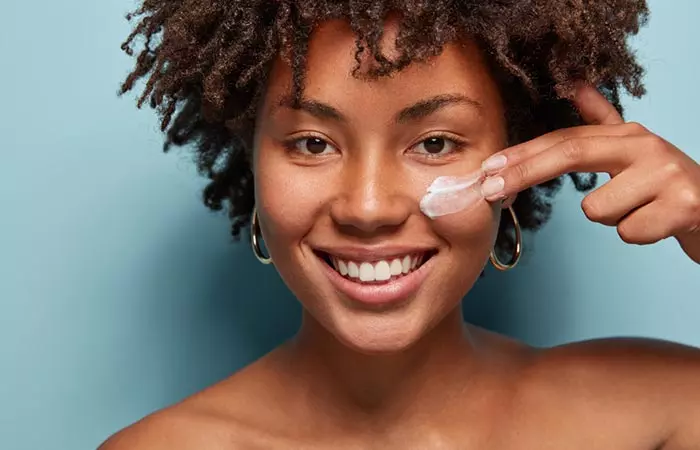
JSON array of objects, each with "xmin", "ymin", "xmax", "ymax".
[{"xmin": 312, "ymin": 245, "xmax": 437, "ymax": 262}]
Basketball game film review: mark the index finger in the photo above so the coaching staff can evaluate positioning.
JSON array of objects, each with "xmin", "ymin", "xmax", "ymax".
[
  {"xmin": 573, "ymin": 83, "xmax": 624, "ymax": 125},
  {"xmin": 482, "ymin": 124, "xmax": 631, "ymax": 174},
  {"xmin": 480, "ymin": 134, "xmax": 643, "ymax": 201}
]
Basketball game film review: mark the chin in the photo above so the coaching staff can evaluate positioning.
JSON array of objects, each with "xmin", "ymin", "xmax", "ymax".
[{"xmin": 330, "ymin": 312, "xmax": 431, "ymax": 355}]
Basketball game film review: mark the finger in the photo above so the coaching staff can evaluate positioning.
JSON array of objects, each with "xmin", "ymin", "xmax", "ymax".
[
  {"xmin": 482, "ymin": 84, "xmax": 628, "ymax": 175},
  {"xmin": 481, "ymin": 135, "xmax": 644, "ymax": 201},
  {"xmin": 581, "ymin": 166, "xmax": 662, "ymax": 226},
  {"xmin": 482, "ymin": 123, "xmax": 642, "ymax": 175},
  {"xmin": 573, "ymin": 83, "xmax": 624, "ymax": 125},
  {"xmin": 616, "ymin": 201, "xmax": 680, "ymax": 245}
]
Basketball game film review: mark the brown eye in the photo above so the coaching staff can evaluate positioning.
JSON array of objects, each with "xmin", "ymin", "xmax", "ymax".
[
  {"xmin": 289, "ymin": 136, "xmax": 338, "ymax": 155},
  {"xmin": 423, "ymin": 137, "xmax": 445, "ymax": 154},
  {"xmin": 412, "ymin": 135, "xmax": 463, "ymax": 157},
  {"xmin": 305, "ymin": 138, "xmax": 328, "ymax": 154}
]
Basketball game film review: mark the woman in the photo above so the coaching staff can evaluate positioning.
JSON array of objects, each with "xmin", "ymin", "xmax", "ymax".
[{"xmin": 103, "ymin": 0, "xmax": 700, "ymax": 448}]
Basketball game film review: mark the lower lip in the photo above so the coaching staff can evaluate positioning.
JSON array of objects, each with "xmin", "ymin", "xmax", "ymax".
[{"xmin": 317, "ymin": 255, "xmax": 434, "ymax": 308}]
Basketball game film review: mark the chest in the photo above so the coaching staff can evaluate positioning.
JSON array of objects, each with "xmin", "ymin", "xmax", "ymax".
[{"xmin": 228, "ymin": 411, "xmax": 667, "ymax": 450}]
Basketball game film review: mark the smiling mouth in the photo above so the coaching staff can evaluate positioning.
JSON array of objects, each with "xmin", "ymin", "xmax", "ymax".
[{"xmin": 314, "ymin": 250, "xmax": 438, "ymax": 284}]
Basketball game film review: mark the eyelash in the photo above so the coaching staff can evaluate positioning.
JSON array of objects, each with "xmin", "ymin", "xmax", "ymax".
[
  {"xmin": 410, "ymin": 132, "xmax": 469, "ymax": 158},
  {"xmin": 282, "ymin": 133, "xmax": 338, "ymax": 156},
  {"xmin": 282, "ymin": 132, "xmax": 469, "ymax": 159}
]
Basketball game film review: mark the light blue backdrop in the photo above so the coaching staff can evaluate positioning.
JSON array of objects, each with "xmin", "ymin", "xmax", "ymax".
[{"xmin": 1, "ymin": 1, "xmax": 698, "ymax": 449}]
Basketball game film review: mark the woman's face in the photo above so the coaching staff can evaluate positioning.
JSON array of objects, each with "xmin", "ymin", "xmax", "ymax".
[{"xmin": 253, "ymin": 19, "xmax": 507, "ymax": 354}]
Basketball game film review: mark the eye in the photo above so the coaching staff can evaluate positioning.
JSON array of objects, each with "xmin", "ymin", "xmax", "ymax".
[
  {"xmin": 286, "ymin": 136, "xmax": 339, "ymax": 156},
  {"xmin": 410, "ymin": 135, "xmax": 466, "ymax": 157}
]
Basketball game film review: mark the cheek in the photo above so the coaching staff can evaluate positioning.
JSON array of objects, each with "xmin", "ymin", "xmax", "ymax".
[
  {"xmin": 253, "ymin": 146, "xmax": 333, "ymax": 248},
  {"xmin": 431, "ymin": 202, "xmax": 500, "ymax": 297},
  {"xmin": 409, "ymin": 162, "xmax": 500, "ymax": 252},
  {"xmin": 432, "ymin": 201, "xmax": 500, "ymax": 249},
  {"xmin": 414, "ymin": 174, "xmax": 499, "ymax": 256}
]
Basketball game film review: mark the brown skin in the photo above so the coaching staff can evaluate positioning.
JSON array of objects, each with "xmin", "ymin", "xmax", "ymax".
[
  {"xmin": 101, "ymin": 19, "xmax": 700, "ymax": 450},
  {"xmin": 480, "ymin": 87, "xmax": 700, "ymax": 263}
]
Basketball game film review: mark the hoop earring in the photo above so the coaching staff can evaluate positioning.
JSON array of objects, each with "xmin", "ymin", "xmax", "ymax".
[
  {"xmin": 251, "ymin": 206, "xmax": 272, "ymax": 265},
  {"xmin": 489, "ymin": 205, "xmax": 522, "ymax": 271}
]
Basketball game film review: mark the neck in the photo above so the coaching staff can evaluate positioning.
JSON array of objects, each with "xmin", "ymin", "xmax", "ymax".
[{"xmin": 286, "ymin": 307, "xmax": 482, "ymax": 429}]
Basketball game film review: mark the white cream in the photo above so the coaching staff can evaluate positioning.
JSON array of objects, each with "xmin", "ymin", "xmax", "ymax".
[{"xmin": 420, "ymin": 169, "xmax": 485, "ymax": 219}]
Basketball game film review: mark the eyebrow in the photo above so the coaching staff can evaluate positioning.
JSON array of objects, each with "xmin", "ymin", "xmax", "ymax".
[{"xmin": 277, "ymin": 93, "xmax": 483, "ymax": 124}]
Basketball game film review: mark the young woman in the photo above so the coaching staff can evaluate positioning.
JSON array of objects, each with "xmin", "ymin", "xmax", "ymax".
[{"xmin": 103, "ymin": 1, "xmax": 700, "ymax": 448}]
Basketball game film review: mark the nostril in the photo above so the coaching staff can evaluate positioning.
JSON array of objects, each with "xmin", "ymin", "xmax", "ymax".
[{"xmin": 330, "ymin": 195, "xmax": 412, "ymax": 235}]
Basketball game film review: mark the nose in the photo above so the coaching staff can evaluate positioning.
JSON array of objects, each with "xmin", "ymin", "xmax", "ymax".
[{"xmin": 330, "ymin": 155, "xmax": 411, "ymax": 236}]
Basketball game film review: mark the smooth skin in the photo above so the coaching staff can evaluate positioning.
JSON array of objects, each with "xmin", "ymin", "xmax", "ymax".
[{"xmin": 101, "ymin": 18, "xmax": 700, "ymax": 450}]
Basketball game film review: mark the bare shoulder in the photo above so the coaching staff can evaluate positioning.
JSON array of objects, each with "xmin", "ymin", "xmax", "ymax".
[
  {"xmin": 521, "ymin": 336, "xmax": 700, "ymax": 449},
  {"xmin": 97, "ymin": 405, "xmax": 225, "ymax": 450},
  {"xmin": 99, "ymin": 351, "xmax": 290, "ymax": 450},
  {"xmin": 532, "ymin": 336, "xmax": 700, "ymax": 398}
]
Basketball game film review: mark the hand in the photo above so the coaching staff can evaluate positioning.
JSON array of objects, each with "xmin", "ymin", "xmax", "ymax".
[{"xmin": 479, "ymin": 83, "xmax": 700, "ymax": 264}]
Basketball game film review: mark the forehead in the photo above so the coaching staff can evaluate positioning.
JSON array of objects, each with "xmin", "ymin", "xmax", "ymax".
[{"xmin": 262, "ymin": 18, "xmax": 504, "ymax": 123}]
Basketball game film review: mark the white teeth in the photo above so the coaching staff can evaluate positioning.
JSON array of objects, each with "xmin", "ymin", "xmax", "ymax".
[
  {"xmin": 348, "ymin": 261, "xmax": 359, "ymax": 278},
  {"xmin": 359, "ymin": 262, "xmax": 374, "ymax": 282},
  {"xmin": 401, "ymin": 255, "xmax": 411, "ymax": 274},
  {"xmin": 327, "ymin": 253, "xmax": 429, "ymax": 283},
  {"xmin": 390, "ymin": 259, "xmax": 402, "ymax": 276},
  {"xmin": 338, "ymin": 260, "xmax": 349, "ymax": 276},
  {"xmin": 375, "ymin": 261, "xmax": 391, "ymax": 281}
]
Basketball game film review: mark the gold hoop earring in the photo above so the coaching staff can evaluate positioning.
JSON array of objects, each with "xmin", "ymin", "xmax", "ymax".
[
  {"xmin": 489, "ymin": 205, "xmax": 522, "ymax": 271},
  {"xmin": 251, "ymin": 206, "xmax": 272, "ymax": 265}
]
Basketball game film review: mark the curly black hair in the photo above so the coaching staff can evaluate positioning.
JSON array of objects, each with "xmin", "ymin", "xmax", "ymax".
[{"xmin": 119, "ymin": 0, "xmax": 648, "ymax": 258}]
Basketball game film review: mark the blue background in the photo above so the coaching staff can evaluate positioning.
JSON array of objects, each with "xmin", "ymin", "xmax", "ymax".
[{"xmin": 1, "ymin": 1, "xmax": 698, "ymax": 448}]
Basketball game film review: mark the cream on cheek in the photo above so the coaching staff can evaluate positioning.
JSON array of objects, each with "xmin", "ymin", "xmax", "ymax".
[
  {"xmin": 420, "ymin": 169, "xmax": 486, "ymax": 219},
  {"xmin": 419, "ymin": 135, "xmax": 506, "ymax": 220},
  {"xmin": 409, "ymin": 164, "xmax": 497, "ymax": 246},
  {"xmin": 409, "ymin": 151, "xmax": 501, "ymax": 263}
]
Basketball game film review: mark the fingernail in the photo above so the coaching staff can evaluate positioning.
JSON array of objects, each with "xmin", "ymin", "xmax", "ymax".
[
  {"xmin": 481, "ymin": 176, "xmax": 505, "ymax": 198},
  {"xmin": 482, "ymin": 154, "xmax": 507, "ymax": 173}
]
